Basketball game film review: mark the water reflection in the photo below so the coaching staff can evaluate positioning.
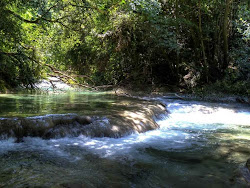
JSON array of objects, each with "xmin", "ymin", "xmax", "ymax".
[{"xmin": 0, "ymin": 91, "xmax": 134, "ymax": 117}]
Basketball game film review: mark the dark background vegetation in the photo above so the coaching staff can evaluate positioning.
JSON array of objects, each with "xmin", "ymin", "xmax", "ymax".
[{"xmin": 0, "ymin": 0, "xmax": 249, "ymax": 94}]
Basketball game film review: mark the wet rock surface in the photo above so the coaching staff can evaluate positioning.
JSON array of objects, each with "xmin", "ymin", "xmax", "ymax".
[
  {"xmin": 230, "ymin": 159, "xmax": 250, "ymax": 185},
  {"xmin": 246, "ymin": 159, "xmax": 250, "ymax": 170},
  {"xmin": 243, "ymin": 159, "xmax": 250, "ymax": 183},
  {"xmin": 0, "ymin": 101, "xmax": 167, "ymax": 141},
  {"xmin": 0, "ymin": 114, "xmax": 92, "ymax": 141}
]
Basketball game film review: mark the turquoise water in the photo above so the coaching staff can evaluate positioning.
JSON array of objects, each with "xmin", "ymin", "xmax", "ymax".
[
  {"xmin": 0, "ymin": 92, "xmax": 250, "ymax": 187},
  {"xmin": 0, "ymin": 91, "xmax": 138, "ymax": 117}
]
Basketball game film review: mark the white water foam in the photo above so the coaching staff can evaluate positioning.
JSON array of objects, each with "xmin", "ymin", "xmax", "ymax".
[
  {"xmin": 162, "ymin": 102, "xmax": 250, "ymax": 128},
  {"xmin": 0, "ymin": 101, "xmax": 249, "ymax": 160},
  {"xmin": 35, "ymin": 77, "xmax": 72, "ymax": 90},
  {"xmin": 52, "ymin": 101, "xmax": 250, "ymax": 157}
]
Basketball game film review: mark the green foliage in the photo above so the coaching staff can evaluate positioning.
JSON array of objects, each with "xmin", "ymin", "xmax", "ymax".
[
  {"xmin": 0, "ymin": 0, "xmax": 42, "ymax": 89},
  {"xmin": 228, "ymin": 1, "xmax": 250, "ymax": 94},
  {"xmin": 0, "ymin": 0, "xmax": 249, "ymax": 94},
  {"xmin": 236, "ymin": 2, "xmax": 250, "ymax": 42},
  {"xmin": 199, "ymin": 79, "xmax": 249, "ymax": 96},
  {"xmin": 64, "ymin": 0, "xmax": 180, "ymax": 85}
]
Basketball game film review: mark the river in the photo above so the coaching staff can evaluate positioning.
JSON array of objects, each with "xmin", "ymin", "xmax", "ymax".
[{"xmin": 0, "ymin": 91, "xmax": 249, "ymax": 187}]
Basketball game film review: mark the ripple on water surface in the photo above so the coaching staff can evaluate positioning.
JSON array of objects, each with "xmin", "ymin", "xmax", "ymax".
[{"xmin": 0, "ymin": 97, "xmax": 250, "ymax": 187}]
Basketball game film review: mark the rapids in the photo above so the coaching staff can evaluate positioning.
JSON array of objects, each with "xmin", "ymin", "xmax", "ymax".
[{"xmin": 0, "ymin": 92, "xmax": 249, "ymax": 187}]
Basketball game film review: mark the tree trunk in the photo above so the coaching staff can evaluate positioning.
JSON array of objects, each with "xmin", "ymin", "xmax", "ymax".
[
  {"xmin": 222, "ymin": 0, "xmax": 231, "ymax": 70},
  {"xmin": 198, "ymin": 0, "xmax": 209, "ymax": 82},
  {"xmin": 175, "ymin": 0, "xmax": 180, "ymax": 76}
]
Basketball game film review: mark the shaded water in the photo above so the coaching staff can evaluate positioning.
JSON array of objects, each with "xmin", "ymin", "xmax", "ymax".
[{"xmin": 0, "ymin": 92, "xmax": 250, "ymax": 187}]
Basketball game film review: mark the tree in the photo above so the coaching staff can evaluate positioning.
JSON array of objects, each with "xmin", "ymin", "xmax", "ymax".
[{"xmin": 0, "ymin": 0, "xmax": 248, "ymax": 93}]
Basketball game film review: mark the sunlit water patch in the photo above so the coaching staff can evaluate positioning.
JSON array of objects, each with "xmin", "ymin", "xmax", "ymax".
[{"xmin": 0, "ymin": 98, "xmax": 250, "ymax": 187}]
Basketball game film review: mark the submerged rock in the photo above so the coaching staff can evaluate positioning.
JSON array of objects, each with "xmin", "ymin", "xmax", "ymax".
[
  {"xmin": 246, "ymin": 159, "xmax": 250, "ymax": 170},
  {"xmin": 240, "ymin": 159, "xmax": 250, "ymax": 184},
  {"xmin": 241, "ymin": 159, "xmax": 250, "ymax": 184},
  {"xmin": 59, "ymin": 183, "xmax": 86, "ymax": 188},
  {"xmin": 230, "ymin": 159, "xmax": 250, "ymax": 185}
]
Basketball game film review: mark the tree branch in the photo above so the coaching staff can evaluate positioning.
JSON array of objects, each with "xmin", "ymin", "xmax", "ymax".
[
  {"xmin": 25, "ymin": 56, "xmax": 97, "ymax": 89},
  {"xmin": 6, "ymin": 9, "xmax": 39, "ymax": 23},
  {"xmin": 69, "ymin": 2, "xmax": 105, "ymax": 14},
  {"xmin": 0, "ymin": 51, "xmax": 19, "ymax": 56},
  {"xmin": 6, "ymin": 2, "xmax": 69, "ymax": 25}
]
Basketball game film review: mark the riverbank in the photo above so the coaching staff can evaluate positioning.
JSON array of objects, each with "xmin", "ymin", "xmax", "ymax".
[
  {"xmin": 112, "ymin": 86, "xmax": 250, "ymax": 105},
  {"xmin": 1, "ymin": 78, "xmax": 249, "ymax": 105}
]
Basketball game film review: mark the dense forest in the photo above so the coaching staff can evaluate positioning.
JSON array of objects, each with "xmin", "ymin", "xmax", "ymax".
[{"xmin": 0, "ymin": 0, "xmax": 249, "ymax": 94}]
